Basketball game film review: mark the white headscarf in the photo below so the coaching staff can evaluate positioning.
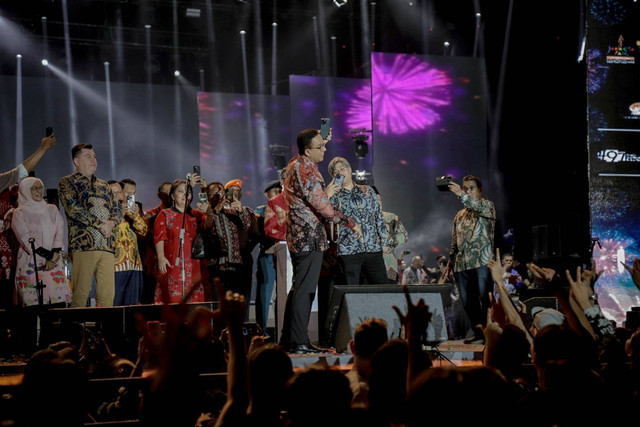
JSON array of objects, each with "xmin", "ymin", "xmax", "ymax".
[{"xmin": 16, "ymin": 177, "xmax": 56, "ymax": 250}]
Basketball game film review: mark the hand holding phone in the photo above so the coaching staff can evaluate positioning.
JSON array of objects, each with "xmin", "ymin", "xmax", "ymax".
[
  {"xmin": 320, "ymin": 118, "xmax": 331, "ymax": 139},
  {"xmin": 335, "ymin": 174, "xmax": 345, "ymax": 187}
]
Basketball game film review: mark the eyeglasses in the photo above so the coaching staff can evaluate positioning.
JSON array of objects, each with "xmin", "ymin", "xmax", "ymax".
[{"xmin": 309, "ymin": 143, "xmax": 326, "ymax": 151}]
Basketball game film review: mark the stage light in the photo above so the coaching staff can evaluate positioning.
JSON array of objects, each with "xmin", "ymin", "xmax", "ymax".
[
  {"xmin": 333, "ymin": 0, "xmax": 348, "ymax": 7},
  {"xmin": 240, "ymin": 30, "xmax": 246, "ymax": 34},
  {"xmin": 104, "ymin": 61, "xmax": 109, "ymax": 66},
  {"xmin": 353, "ymin": 170, "xmax": 372, "ymax": 185},
  {"xmin": 41, "ymin": 59, "xmax": 49, "ymax": 66},
  {"xmin": 475, "ymin": 13, "xmax": 481, "ymax": 18},
  {"xmin": 174, "ymin": 70, "xmax": 180, "ymax": 77},
  {"xmin": 272, "ymin": 22, "xmax": 277, "ymax": 27},
  {"xmin": 145, "ymin": 24, "xmax": 151, "ymax": 29},
  {"xmin": 16, "ymin": 54, "xmax": 22, "ymax": 58},
  {"xmin": 443, "ymin": 41, "xmax": 450, "ymax": 47},
  {"xmin": 186, "ymin": 8, "xmax": 201, "ymax": 18},
  {"xmin": 353, "ymin": 134, "xmax": 369, "ymax": 159}
]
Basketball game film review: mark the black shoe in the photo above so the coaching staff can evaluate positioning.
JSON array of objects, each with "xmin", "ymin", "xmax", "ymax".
[{"xmin": 290, "ymin": 343, "xmax": 322, "ymax": 354}]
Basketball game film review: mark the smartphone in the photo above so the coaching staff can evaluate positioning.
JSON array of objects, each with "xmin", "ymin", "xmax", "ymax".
[
  {"xmin": 126, "ymin": 194, "xmax": 135, "ymax": 210},
  {"xmin": 320, "ymin": 117, "xmax": 331, "ymax": 139},
  {"xmin": 193, "ymin": 165, "xmax": 201, "ymax": 177},
  {"xmin": 45, "ymin": 126, "xmax": 53, "ymax": 137},
  {"xmin": 335, "ymin": 173, "xmax": 344, "ymax": 187},
  {"xmin": 198, "ymin": 193, "xmax": 208, "ymax": 204},
  {"xmin": 226, "ymin": 188, "xmax": 234, "ymax": 199}
]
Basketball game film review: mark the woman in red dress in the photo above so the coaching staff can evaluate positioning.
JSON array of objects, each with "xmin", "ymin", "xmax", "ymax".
[{"xmin": 153, "ymin": 179, "xmax": 207, "ymax": 304}]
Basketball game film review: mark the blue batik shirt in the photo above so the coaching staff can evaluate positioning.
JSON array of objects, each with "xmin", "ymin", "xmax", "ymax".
[{"xmin": 330, "ymin": 184, "xmax": 388, "ymax": 256}]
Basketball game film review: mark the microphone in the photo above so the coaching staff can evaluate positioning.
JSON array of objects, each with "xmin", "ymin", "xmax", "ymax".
[
  {"xmin": 186, "ymin": 173, "xmax": 192, "ymax": 181},
  {"xmin": 29, "ymin": 238, "xmax": 35, "ymax": 244}
]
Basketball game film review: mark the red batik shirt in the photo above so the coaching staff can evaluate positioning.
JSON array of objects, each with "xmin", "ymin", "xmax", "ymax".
[{"xmin": 283, "ymin": 155, "xmax": 355, "ymax": 253}]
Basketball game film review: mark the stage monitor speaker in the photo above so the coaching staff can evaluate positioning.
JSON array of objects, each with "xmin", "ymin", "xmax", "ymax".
[
  {"xmin": 532, "ymin": 224, "xmax": 561, "ymax": 261},
  {"xmin": 326, "ymin": 285, "xmax": 450, "ymax": 353}
]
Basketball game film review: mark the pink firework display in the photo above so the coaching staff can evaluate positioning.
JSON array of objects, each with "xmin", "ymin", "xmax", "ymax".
[{"xmin": 349, "ymin": 53, "xmax": 453, "ymax": 135}]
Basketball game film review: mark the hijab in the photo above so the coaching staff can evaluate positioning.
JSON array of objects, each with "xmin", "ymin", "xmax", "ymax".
[{"xmin": 16, "ymin": 177, "xmax": 56, "ymax": 250}]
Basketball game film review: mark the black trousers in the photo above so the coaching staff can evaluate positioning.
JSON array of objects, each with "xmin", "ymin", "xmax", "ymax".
[
  {"xmin": 280, "ymin": 251, "xmax": 323, "ymax": 347},
  {"xmin": 340, "ymin": 251, "xmax": 391, "ymax": 285}
]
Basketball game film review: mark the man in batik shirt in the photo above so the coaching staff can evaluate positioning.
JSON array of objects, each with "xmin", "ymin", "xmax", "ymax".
[
  {"xmin": 58, "ymin": 144, "xmax": 123, "ymax": 307},
  {"xmin": 280, "ymin": 128, "xmax": 362, "ymax": 354},
  {"xmin": 108, "ymin": 180, "xmax": 147, "ymax": 306},
  {"xmin": 327, "ymin": 157, "xmax": 389, "ymax": 285},
  {"xmin": 443, "ymin": 175, "xmax": 495, "ymax": 344}
]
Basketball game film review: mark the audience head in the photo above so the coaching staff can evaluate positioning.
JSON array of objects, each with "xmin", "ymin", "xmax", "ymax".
[
  {"xmin": 530, "ymin": 307, "xmax": 565, "ymax": 336},
  {"xmin": 17, "ymin": 177, "xmax": 46, "ymax": 206},
  {"xmin": 327, "ymin": 157, "xmax": 352, "ymax": 183},
  {"xmin": 71, "ymin": 143, "xmax": 97, "ymax": 177},
  {"xmin": 368, "ymin": 338, "xmax": 409, "ymax": 423},
  {"xmin": 285, "ymin": 366, "xmax": 352, "ymax": 427},
  {"xmin": 224, "ymin": 179, "xmax": 242, "ymax": 201},
  {"xmin": 206, "ymin": 181, "xmax": 225, "ymax": 208},
  {"xmin": 108, "ymin": 180, "xmax": 125, "ymax": 204},
  {"xmin": 350, "ymin": 318, "xmax": 389, "ymax": 359},
  {"xmin": 410, "ymin": 256, "xmax": 423, "ymax": 269},
  {"xmin": 263, "ymin": 180, "xmax": 281, "ymax": 199},
  {"xmin": 120, "ymin": 178, "xmax": 136, "ymax": 197},
  {"xmin": 170, "ymin": 179, "xmax": 190, "ymax": 208},
  {"xmin": 296, "ymin": 129, "xmax": 325, "ymax": 163},
  {"xmin": 157, "ymin": 181, "xmax": 172, "ymax": 206},
  {"xmin": 248, "ymin": 344, "xmax": 293, "ymax": 412},
  {"xmin": 461, "ymin": 174, "xmax": 483, "ymax": 200}
]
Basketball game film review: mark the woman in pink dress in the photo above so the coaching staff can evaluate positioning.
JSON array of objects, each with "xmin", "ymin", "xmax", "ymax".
[
  {"xmin": 11, "ymin": 177, "xmax": 70, "ymax": 306},
  {"xmin": 154, "ymin": 179, "xmax": 207, "ymax": 304}
]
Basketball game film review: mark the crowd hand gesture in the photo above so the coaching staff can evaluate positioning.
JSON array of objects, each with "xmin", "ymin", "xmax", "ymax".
[
  {"xmin": 41, "ymin": 134, "xmax": 56, "ymax": 150},
  {"xmin": 392, "ymin": 284, "xmax": 433, "ymax": 341},
  {"xmin": 526, "ymin": 262, "xmax": 559, "ymax": 289},
  {"xmin": 212, "ymin": 278, "xmax": 246, "ymax": 330},
  {"xmin": 157, "ymin": 255, "xmax": 172, "ymax": 274},
  {"xmin": 481, "ymin": 305, "xmax": 503, "ymax": 367},
  {"xmin": 622, "ymin": 258, "xmax": 640, "ymax": 291},
  {"xmin": 580, "ymin": 260, "xmax": 602, "ymax": 290},
  {"xmin": 566, "ymin": 266, "xmax": 597, "ymax": 311}
]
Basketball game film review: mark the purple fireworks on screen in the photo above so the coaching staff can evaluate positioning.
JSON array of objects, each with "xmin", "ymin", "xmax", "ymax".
[
  {"xmin": 347, "ymin": 54, "xmax": 453, "ymax": 135},
  {"xmin": 590, "ymin": 0, "xmax": 626, "ymax": 27},
  {"xmin": 587, "ymin": 49, "xmax": 609, "ymax": 94}
]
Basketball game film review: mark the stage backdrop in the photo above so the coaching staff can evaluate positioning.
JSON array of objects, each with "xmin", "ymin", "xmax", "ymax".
[
  {"xmin": 587, "ymin": 1, "xmax": 640, "ymax": 324},
  {"xmin": 0, "ymin": 75, "xmax": 201, "ymax": 210},
  {"xmin": 197, "ymin": 92, "xmax": 291, "ymax": 209}
]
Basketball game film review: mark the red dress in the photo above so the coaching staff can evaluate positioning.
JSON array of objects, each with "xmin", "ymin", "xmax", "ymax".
[{"xmin": 153, "ymin": 207, "xmax": 207, "ymax": 304}]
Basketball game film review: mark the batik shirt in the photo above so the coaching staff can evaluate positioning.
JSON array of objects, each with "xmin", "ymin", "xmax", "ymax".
[
  {"xmin": 113, "ymin": 211, "xmax": 147, "ymax": 272},
  {"xmin": 264, "ymin": 193, "xmax": 287, "ymax": 241},
  {"xmin": 284, "ymin": 155, "xmax": 355, "ymax": 253},
  {"xmin": 330, "ymin": 185, "xmax": 388, "ymax": 256},
  {"xmin": 58, "ymin": 171, "xmax": 123, "ymax": 253},
  {"xmin": 204, "ymin": 205, "xmax": 251, "ymax": 266},
  {"xmin": 382, "ymin": 211, "xmax": 408, "ymax": 281},
  {"xmin": 449, "ymin": 193, "xmax": 495, "ymax": 273}
]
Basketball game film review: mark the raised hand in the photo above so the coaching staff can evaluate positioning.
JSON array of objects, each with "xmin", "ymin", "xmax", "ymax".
[
  {"xmin": 581, "ymin": 260, "xmax": 603, "ymax": 290},
  {"xmin": 566, "ymin": 266, "xmax": 595, "ymax": 311},
  {"xmin": 622, "ymin": 258, "xmax": 640, "ymax": 291},
  {"xmin": 527, "ymin": 262, "xmax": 559, "ymax": 288},
  {"xmin": 392, "ymin": 284, "xmax": 433, "ymax": 340}
]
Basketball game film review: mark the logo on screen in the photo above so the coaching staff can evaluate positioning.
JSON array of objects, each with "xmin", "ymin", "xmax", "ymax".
[
  {"xmin": 597, "ymin": 149, "xmax": 640, "ymax": 163},
  {"xmin": 606, "ymin": 34, "xmax": 635, "ymax": 64}
]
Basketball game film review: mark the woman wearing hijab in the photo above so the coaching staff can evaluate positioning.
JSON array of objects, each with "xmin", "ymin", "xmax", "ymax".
[{"xmin": 11, "ymin": 177, "xmax": 70, "ymax": 306}]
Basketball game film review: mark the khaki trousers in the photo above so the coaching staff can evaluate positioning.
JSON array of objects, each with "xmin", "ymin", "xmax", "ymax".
[{"xmin": 70, "ymin": 251, "xmax": 115, "ymax": 307}]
